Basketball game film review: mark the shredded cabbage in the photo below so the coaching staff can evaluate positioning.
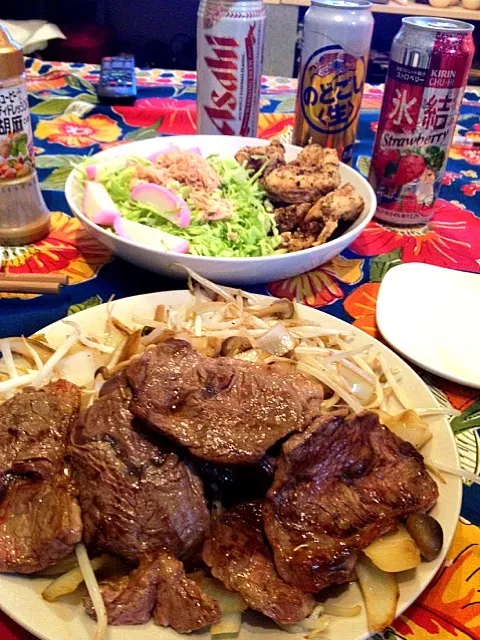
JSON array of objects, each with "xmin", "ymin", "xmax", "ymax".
[{"xmin": 99, "ymin": 156, "xmax": 281, "ymax": 257}]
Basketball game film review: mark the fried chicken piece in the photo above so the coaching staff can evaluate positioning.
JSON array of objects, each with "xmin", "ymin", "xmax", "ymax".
[
  {"xmin": 264, "ymin": 144, "xmax": 341, "ymax": 204},
  {"xmin": 299, "ymin": 218, "xmax": 339, "ymax": 243},
  {"xmin": 274, "ymin": 202, "xmax": 312, "ymax": 233},
  {"xmin": 235, "ymin": 139, "xmax": 286, "ymax": 177},
  {"xmin": 280, "ymin": 222, "xmax": 337, "ymax": 253},
  {"xmin": 293, "ymin": 144, "xmax": 340, "ymax": 172},
  {"xmin": 276, "ymin": 184, "xmax": 363, "ymax": 252},
  {"xmin": 280, "ymin": 232, "xmax": 316, "ymax": 252},
  {"xmin": 305, "ymin": 183, "xmax": 364, "ymax": 223},
  {"xmin": 280, "ymin": 217, "xmax": 339, "ymax": 252},
  {"xmin": 263, "ymin": 164, "xmax": 341, "ymax": 204},
  {"xmin": 315, "ymin": 219, "xmax": 338, "ymax": 244}
]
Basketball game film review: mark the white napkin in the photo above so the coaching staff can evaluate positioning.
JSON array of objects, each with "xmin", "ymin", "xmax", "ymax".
[{"xmin": 0, "ymin": 19, "xmax": 65, "ymax": 54}]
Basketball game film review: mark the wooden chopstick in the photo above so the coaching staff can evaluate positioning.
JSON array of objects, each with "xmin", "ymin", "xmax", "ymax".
[
  {"xmin": 0, "ymin": 272, "xmax": 68, "ymax": 285},
  {"xmin": 0, "ymin": 280, "xmax": 61, "ymax": 295}
]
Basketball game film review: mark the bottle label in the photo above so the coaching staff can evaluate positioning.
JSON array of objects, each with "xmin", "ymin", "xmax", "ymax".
[
  {"xmin": 0, "ymin": 83, "xmax": 35, "ymax": 182},
  {"xmin": 297, "ymin": 44, "xmax": 367, "ymax": 163}
]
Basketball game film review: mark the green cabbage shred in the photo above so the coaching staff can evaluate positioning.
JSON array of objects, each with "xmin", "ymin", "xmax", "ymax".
[{"xmin": 99, "ymin": 154, "xmax": 281, "ymax": 257}]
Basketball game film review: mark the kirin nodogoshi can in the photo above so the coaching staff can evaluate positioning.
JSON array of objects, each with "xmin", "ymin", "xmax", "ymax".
[
  {"xmin": 293, "ymin": 0, "xmax": 374, "ymax": 164},
  {"xmin": 370, "ymin": 17, "xmax": 475, "ymax": 225},
  {"xmin": 196, "ymin": 0, "xmax": 266, "ymax": 137}
]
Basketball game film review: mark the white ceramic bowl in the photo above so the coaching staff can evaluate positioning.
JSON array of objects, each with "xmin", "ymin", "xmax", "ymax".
[{"xmin": 65, "ymin": 135, "xmax": 376, "ymax": 285}]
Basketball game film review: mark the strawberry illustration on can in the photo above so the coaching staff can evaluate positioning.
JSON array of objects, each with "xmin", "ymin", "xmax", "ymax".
[{"xmin": 369, "ymin": 17, "xmax": 474, "ymax": 225}]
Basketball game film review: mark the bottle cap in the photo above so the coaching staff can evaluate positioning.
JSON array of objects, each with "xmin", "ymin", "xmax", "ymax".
[{"xmin": 0, "ymin": 25, "xmax": 25, "ymax": 82}]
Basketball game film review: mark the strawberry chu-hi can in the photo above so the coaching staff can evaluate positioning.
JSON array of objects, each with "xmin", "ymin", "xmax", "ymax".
[{"xmin": 370, "ymin": 17, "xmax": 474, "ymax": 225}]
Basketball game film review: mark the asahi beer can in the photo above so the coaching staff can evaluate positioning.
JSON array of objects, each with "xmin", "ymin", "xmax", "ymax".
[
  {"xmin": 370, "ymin": 17, "xmax": 475, "ymax": 225},
  {"xmin": 196, "ymin": 0, "xmax": 266, "ymax": 137},
  {"xmin": 293, "ymin": 0, "xmax": 374, "ymax": 164}
]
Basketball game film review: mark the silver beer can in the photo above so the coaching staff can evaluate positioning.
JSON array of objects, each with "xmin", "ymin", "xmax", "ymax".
[
  {"xmin": 196, "ymin": 0, "xmax": 266, "ymax": 137},
  {"xmin": 293, "ymin": 0, "xmax": 374, "ymax": 164}
]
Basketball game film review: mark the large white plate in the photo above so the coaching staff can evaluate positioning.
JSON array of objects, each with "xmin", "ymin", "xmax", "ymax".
[
  {"xmin": 65, "ymin": 135, "xmax": 376, "ymax": 285},
  {"xmin": 0, "ymin": 291, "xmax": 461, "ymax": 640}
]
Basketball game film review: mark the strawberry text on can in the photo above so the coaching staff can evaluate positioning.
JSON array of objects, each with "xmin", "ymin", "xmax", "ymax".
[
  {"xmin": 196, "ymin": 0, "xmax": 265, "ymax": 137},
  {"xmin": 293, "ymin": 0, "xmax": 374, "ymax": 164},
  {"xmin": 370, "ymin": 17, "xmax": 475, "ymax": 225}
]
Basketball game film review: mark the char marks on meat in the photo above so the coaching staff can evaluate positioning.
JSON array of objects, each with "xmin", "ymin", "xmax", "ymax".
[
  {"xmin": 0, "ymin": 380, "xmax": 82, "ymax": 573},
  {"xmin": 71, "ymin": 381, "xmax": 209, "ymax": 562},
  {"xmin": 264, "ymin": 412, "xmax": 439, "ymax": 593},
  {"xmin": 0, "ymin": 477, "xmax": 82, "ymax": 574},
  {"xmin": 84, "ymin": 551, "xmax": 220, "ymax": 632},
  {"xmin": 203, "ymin": 501, "xmax": 315, "ymax": 625},
  {"xmin": 126, "ymin": 340, "xmax": 324, "ymax": 465},
  {"xmin": 0, "ymin": 379, "xmax": 80, "ymax": 488}
]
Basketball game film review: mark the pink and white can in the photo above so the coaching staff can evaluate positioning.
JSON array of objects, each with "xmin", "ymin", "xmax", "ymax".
[
  {"xmin": 369, "ymin": 17, "xmax": 475, "ymax": 225},
  {"xmin": 196, "ymin": 0, "xmax": 266, "ymax": 137}
]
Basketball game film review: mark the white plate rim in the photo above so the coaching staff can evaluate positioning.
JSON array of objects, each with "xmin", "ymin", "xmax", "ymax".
[
  {"xmin": 377, "ymin": 263, "xmax": 480, "ymax": 389},
  {"xmin": 0, "ymin": 290, "xmax": 462, "ymax": 640}
]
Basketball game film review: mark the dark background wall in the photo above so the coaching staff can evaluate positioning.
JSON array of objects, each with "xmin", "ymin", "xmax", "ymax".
[{"xmin": 2, "ymin": 0, "xmax": 479, "ymax": 82}]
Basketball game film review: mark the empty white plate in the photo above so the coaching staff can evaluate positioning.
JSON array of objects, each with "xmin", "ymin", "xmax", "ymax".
[{"xmin": 377, "ymin": 262, "xmax": 480, "ymax": 388}]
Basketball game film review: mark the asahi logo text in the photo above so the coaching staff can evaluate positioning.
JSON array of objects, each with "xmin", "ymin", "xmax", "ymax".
[{"xmin": 204, "ymin": 35, "xmax": 239, "ymax": 135}]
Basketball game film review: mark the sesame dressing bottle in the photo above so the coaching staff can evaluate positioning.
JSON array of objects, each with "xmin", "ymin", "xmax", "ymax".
[{"xmin": 0, "ymin": 24, "xmax": 50, "ymax": 245}]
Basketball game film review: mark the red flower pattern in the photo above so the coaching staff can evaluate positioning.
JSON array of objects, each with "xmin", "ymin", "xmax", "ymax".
[
  {"xmin": 258, "ymin": 114, "xmax": 295, "ymax": 139},
  {"xmin": 351, "ymin": 199, "xmax": 480, "ymax": 273},
  {"xmin": 442, "ymin": 172, "xmax": 460, "ymax": 186},
  {"xmin": 113, "ymin": 97, "xmax": 197, "ymax": 135},
  {"xmin": 461, "ymin": 182, "xmax": 480, "ymax": 197}
]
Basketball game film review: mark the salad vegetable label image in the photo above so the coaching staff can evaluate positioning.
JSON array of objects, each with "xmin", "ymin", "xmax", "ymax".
[{"xmin": 0, "ymin": 84, "xmax": 35, "ymax": 181}]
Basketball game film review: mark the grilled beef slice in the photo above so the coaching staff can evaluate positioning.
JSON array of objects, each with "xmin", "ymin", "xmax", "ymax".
[
  {"xmin": 153, "ymin": 552, "xmax": 221, "ymax": 632},
  {"xmin": 0, "ymin": 379, "xmax": 80, "ymax": 488},
  {"xmin": 264, "ymin": 412, "xmax": 439, "ymax": 593},
  {"xmin": 0, "ymin": 380, "xmax": 82, "ymax": 573},
  {"xmin": 84, "ymin": 551, "xmax": 220, "ymax": 631},
  {"xmin": 71, "ymin": 383, "xmax": 210, "ymax": 562},
  {"xmin": 203, "ymin": 501, "xmax": 315, "ymax": 625},
  {"xmin": 126, "ymin": 339, "xmax": 324, "ymax": 464}
]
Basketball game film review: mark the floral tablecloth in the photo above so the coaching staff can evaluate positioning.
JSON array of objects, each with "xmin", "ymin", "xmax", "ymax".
[{"xmin": 1, "ymin": 58, "xmax": 480, "ymax": 640}]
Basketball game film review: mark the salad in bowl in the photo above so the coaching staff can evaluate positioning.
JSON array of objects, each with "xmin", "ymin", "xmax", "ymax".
[{"xmin": 66, "ymin": 135, "xmax": 376, "ymax": 285}]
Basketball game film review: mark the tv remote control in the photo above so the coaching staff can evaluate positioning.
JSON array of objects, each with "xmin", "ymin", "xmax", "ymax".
[{"xmin": 97, "ymin": 55, "xmax": 137, "ymax": 105}]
